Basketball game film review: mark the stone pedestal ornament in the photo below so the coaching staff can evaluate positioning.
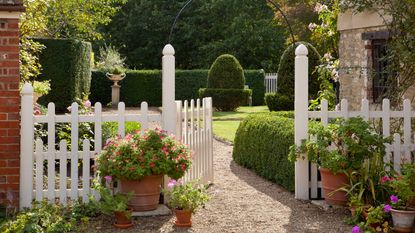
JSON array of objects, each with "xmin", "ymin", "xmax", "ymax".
[{"xmin": 106, "ymin": 73, "xmax": 126, "ymax": 108}]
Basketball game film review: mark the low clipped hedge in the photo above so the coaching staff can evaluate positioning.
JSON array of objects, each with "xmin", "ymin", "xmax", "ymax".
[
  {"xmin": 199, "ymin": 88, "xmax": 252, "ymax": 111},
  {"xmin": 35, "ymin": 38, "xmax": 92, "ymax": 112},
  {"xmin": 90, "ymin": 70, "xmax": 265, "ymax": 106},
  {"xmin": 232, "ymin": 112, "xmax": 295, "ymax": 191},
  {"xmin": 265, "ymin": 93, "xmax": 294, "ymax": 111}
]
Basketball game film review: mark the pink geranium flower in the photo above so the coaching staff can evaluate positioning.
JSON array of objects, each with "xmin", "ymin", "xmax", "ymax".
[{"xmin": 168, "ymin": 180, "xmax": 177, "ymax": 188}]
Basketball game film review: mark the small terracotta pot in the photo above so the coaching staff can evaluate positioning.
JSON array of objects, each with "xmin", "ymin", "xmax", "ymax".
[
  {"xmin": 320, "ymin": 168, "xmax": 348, "ymax": 206},
  {"xmin": 174, "ymin": 209, "xmax": 192, "ymax": 227},
  {"xmin": 114, "ymin": 208, "xmax": 133, "ymax": 229}
]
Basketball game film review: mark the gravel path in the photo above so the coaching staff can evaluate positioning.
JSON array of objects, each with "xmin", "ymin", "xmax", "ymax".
[{"xmin": 92, "ymin": 139, "xmax": 351, "ymax": 233}]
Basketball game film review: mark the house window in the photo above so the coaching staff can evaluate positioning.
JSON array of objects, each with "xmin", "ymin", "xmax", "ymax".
[{"xmin": 372, "ymin": 39, "xmax": 391, "ymax": 102}]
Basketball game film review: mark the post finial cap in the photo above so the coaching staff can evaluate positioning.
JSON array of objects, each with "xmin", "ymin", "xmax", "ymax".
[
  {"xmin": 295, "ymin": 44, "xmax": 308, "ymax": 56},
  {"xmin": 163, "ymin": 44, "xmax": 175, "ymax": 56}
]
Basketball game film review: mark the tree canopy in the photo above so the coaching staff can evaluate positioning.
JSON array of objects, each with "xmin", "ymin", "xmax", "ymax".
[{"xmin": 103, "ymin": 0, "xmax": 286, "ymax": 71}]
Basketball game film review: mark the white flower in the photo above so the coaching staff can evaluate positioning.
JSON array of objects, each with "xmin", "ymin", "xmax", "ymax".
[
  {"xmin": 314, "ymin": 3, "xmax": 328, "ymax": 13},
  {"xmin": 308, "ymin": 23, "xmax": 317, "ymax": 31}
]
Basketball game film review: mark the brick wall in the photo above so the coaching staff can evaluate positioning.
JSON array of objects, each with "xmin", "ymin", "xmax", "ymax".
[{"xmin": 0, "ymin": 17, "xmax": 21, "ymax": 210}]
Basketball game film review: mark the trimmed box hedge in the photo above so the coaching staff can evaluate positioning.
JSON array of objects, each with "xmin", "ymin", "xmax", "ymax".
[
  {"xmin": 90, "ymin": 69, "xmax": 265, "ymax": 107},
  {"xmin": 232, "ymin": 112, "xmax": 295, "ymax": 191},
  {"xmin": 199, "ymin": 88, "xmax": 252, "ymax": 111},
  {"xmin": 35, "ymin": 38, "xmax": 92, "ymax": 112}
]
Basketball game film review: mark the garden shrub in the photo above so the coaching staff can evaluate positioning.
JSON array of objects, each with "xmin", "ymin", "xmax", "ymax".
[
  {"xmin": 201, "ymin": 54, "xmax": 250, "ymax": 111},
  {"xmin": 265, "ymin": 93, "xmax": 294, "ymax": 111},
  {"xmin": 90, "ymin": 69, "xmax": 264, "ymax": 107},
  {"xmin": 233, "ymin": 113, "xmax": 295, "ymax": 191},
  {"xmin": 0, "ymin": 199, "xmax": 99, "ymax": 233},
  {"xmin": 277, "ymin": 42, "xmax": 321, "ymax": 102},
  {"xmin": 34, "ymin": 38, "xmax": 92, "ymax": 112},
  {"xmin": 207, "ymin": 54, "xmax": 245, "ymax": 89},
  {"xmin": 244, "ymin": 70, "xmax": 266, "ymax": 106},
  {"xmin": 199, "ymin": 88, "xmax": 252, "ymax": 112}
]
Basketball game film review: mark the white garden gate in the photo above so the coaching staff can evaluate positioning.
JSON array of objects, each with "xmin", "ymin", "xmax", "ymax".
[
  {"xmin": 265, "ymin": 73, "xmax": 278, "ymax": 93},
  {"xmin": 294, "ymin": 44, "xmax": 415, "ymax": 200},
  {"xmin": 19, "ymin": 45, "xmax": 213, "ymax": 209}
]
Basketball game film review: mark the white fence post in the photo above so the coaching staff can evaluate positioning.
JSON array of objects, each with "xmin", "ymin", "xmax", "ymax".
[
  {"xmin": 294, "ymin": 44, "xmax": 309, "ymax": 200},
  {"xmin": 162, "ymin": 44, "xmax": 177, "ymax": 135},
  {"xmin": 162, "ymin": 44, "xmax": 176, "ymax": 199},
  {"xmin": 20, "ymin": 83, "xmax": 34, "ymax": 209}
]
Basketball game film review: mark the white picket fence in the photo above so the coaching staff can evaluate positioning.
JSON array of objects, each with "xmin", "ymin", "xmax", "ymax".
[
  {"xmin": 19, "ymin": 44, "xmax": 214, "ymax": 209},
  {"xmin": 176, "ymin": 98, "xmax": 213, "ymax": 184},
  {"xmin": 293, "ymin": 44, "xmax": 415, "ymax": 200},
  {"xmin": 265, "ymin": 73, "xmax": 278, "ymax": 93}
]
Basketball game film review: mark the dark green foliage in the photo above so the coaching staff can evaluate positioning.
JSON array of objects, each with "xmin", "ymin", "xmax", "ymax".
[
  {"xmin": 207, "ymin": 54, "xmax": 244, "ymax": 89},
  {"xmin": 199, "ymin": 88, "xmax": 252, "ymax": 112},
  {"xmin": 244, "ymin": 70, "xmax": 266, "ymax": 106},
  {"xmin": 103, "ymin": 0, "xmax": 285, "ymax": 71},
  {"xmin": 175, "ymin": 70, "xmax": 210, "ymax": 101},
  {"xmin": 90, "ymin": 69, "xmax": 264, "ymax": 106},
  {"xmin": 35, "ymin": 38, "xmax": 92, "ymax": 112},
  {"xmin": 233, "ymin": 113, "xmax": 295, "ymax": 191},
  {"xmin": 265, "ymin": 93, "xmax": 294, "ymax": 111},
  {"xmin": 0, "ymin": 199, "xmax": 100, "ymax": 233},
  {"xmin": 201, "ymin": 54, "xmax": 248, "ymax": 111},
  {"xmin": 277, "ymin": 42, "xmax": 321, "ymax": 101}
]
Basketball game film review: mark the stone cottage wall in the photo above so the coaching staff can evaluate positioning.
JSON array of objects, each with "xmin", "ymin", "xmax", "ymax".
[{"xmin": 338, "ymin": 26, "xmax": 386, "ymax": 110}]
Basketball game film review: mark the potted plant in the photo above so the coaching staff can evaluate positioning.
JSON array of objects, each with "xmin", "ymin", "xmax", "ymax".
[
  {"xmin": 344, "ymin": 160, "xmax": 391, "ymax": 217},
  {"xmin": 351, "ymin": 205, "xmax": 391, "ymax": 233},
  {"xmin": 94, "ymin": 177, "xmax": 133, "ymax": 229},
  {"xmin": 162, "ymin": 180, "xmax": 209, "ymax": 227},
  {"xmin": 289, "ymin": 117, "xmax": 391, "ymax": 206},
  {"xmin": 383, "ymin": 163, "xmax": 415, "ymax": 232},
  {"xmin": 96, "ymin": 129, "xmax": 192, "ymax": 211}
]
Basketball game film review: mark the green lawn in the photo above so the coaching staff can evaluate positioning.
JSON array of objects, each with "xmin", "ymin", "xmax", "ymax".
[
  {"xmin": 213, "ymin": 106, "xmax": 269, "ymax": 120},
  {"xmin": 212, "ymin": 106, "xmax": 269, "ymax": 142}
]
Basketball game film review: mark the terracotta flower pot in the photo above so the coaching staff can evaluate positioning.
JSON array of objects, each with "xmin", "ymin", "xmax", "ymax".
[
  {"xmin": 114, "ymin": 208, "xmax": 133, "ymax": 229},
  {"xmin": 320, "ymin": 168, "xmax": 348, "ymax": 206},
  {"xmin": 174, "ymin": 209, "xmax": 192, "ymax": 227},
  {"xmin": 120, "ymin": 175, "xmax": 163, "ymax": 211},
  {"xmin": 390, "ymin": 208, "xmax": 415, "ymax": 233}
]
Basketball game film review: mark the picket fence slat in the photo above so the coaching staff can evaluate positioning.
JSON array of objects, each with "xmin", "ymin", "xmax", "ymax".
[
  {"xmin": 70, "ymin": 103, "xmax": 79, "ymax": 200},
  {"xmin": 47, "ymin": 103, "xmax": 56, "ymax": 202},
  {"xmin": 35, "ymin": 139, "xmax": 43, "ymax": 202},
  {"xmin": 82, "ymin": 140, "xmax": 90, "ymax": 202},
  {"xmin": 140, "ymin": 102, "xmax": 149, "ymax": 135},
  {"xmin": 382, "ymin": 99, "xmax": 391, "ymax": 168},
  {"xmin": 59, "ymin": 140, "xmax": 67, "ymax": 205}
]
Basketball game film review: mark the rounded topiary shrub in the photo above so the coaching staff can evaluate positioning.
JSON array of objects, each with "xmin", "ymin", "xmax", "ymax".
[
  {"xmin": 207, "ymin": 54, "xmax": 245, "ymax": 89},
  {"xmin": 199, "ymin": 88, "xmax": 252, "ymax": 111},
  {"xmin": 265, "ymin": 93, "xmax": 294, "ymax": 111},
  {"xmin": 200, "ymin": 54, "xmax": 251, "ymax": 111},
  {"xmin": 277, "ymin": 42, "xmax": 321, "ymax": 101},
  {"xmin": 232, "ymin": 113, "xmax": 295, "ymax": 192}
]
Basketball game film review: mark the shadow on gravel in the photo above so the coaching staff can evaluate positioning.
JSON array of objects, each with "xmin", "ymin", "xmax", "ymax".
[{"xmin": 229, "ymin": 160, "xmax": 350, "ymax": 233}]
